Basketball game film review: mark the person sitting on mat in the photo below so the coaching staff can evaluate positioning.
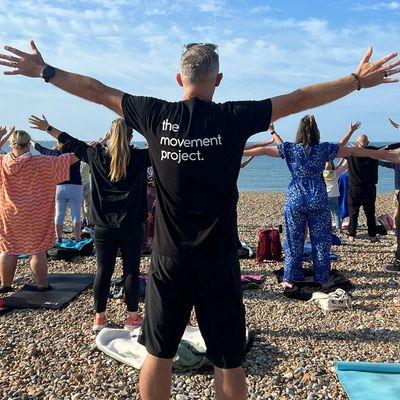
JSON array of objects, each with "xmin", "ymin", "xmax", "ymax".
[
  {"xmin": 29, "ymin": 115, "xmax": 150, "ymax": 332},
  {"xmin": 0, "ymin": 128, "xmax": 76, "ymax": 293},
  {"xmin": 244, "ymin": 115, "xmax": 395, "ymax": 289}
]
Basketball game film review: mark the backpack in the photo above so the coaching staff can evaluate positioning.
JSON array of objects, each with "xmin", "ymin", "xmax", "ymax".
[
  {"xmin": 377, "ymin": 213, "xmax": 394, "ymax": 232},
  {"xmin": 256, "ymin": 228, "xmax": 282, "ymax": 262}
]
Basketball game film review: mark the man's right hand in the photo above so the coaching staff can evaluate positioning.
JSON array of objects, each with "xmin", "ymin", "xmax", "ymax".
[
  {"xmin": 0, "ymin": 40, "xmax": 46, "ymax": 78},
  {"xmin": 350, "ymin": 121, "xmax": 361, "ymax": 133}
]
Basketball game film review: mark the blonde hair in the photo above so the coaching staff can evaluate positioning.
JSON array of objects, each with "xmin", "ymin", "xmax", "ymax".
[
  {"xmin": 108, "ymin": 118, "xmax": 133, "ymax": 182},
  {"xmin": 10, "ymin": 130, "xmax": 31, "ymax": 149},
  {"xmin": 54, "ymin": 140, "xmax": 63, "ymax": 150}
]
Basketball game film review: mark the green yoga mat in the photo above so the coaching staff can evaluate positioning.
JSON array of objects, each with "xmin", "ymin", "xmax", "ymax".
[{"xmin": 335, "ymin": 361, "xmax": 400, "ymax": 400}]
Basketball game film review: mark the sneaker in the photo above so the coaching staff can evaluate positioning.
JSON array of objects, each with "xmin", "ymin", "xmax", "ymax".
[
  {"xmin": 124, "ymin": 315, "xmax": 144, "ymax": 331},
  {"xmin": 82, "ymin": 226, "xmax": 94, "ymax": 234},
  {"xmin": 93, "ymin": 316, "xmax": 108, "ymax": 332},
  {"xmin": 383, "ymin": 259, "xmax": 400, "ymax": 273}
]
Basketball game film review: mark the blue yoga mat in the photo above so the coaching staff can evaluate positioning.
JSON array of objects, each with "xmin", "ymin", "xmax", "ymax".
[{"xmin": 335, "ymin": 361, "xmax": 400, "ymax": 400}]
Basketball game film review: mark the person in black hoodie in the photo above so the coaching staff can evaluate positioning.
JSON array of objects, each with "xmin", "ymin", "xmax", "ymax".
[{"xmin": 29, "ymin": 115, "xmax": 151, "ymax": 332}]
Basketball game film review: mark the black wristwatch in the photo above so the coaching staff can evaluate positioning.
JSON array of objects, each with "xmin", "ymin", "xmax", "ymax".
[
  {"xmin": 41, "ymin": 65, "xmax": 55, "ymax": 83},
  {"xmin": 46, "ymin": 125, "xmax": 53, "ymax": 132}
]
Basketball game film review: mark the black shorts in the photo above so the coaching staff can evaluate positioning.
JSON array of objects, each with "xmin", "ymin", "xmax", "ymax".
[{"xmin": 138, "ymin": 250, "xmax": 246, "ymax": 369}]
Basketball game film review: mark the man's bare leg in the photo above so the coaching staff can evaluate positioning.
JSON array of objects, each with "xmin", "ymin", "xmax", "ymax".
[
  {"xmin": 214, "ymin": 366, "xmax": 247, "ymax": 400},
  {"xmin": 30, "ymin": 252, "xmax": 48, "ymax": 288},
  {"xmin": 0, "ymin": 253, "xmax": 18, "ymax": 288},
  {"xmin": 139, "ymin": 354, "xmax": 173, "ymax": 400}
]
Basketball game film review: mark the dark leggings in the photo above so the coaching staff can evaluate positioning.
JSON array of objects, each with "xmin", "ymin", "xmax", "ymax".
[{"xmin": 93, "ymin": 224, "xmax": 144, "ymax": 313}]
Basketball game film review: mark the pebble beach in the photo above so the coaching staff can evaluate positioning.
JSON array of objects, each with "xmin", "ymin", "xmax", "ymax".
[{"xmin": 1, "ymin": 192, "xmax": 400, "ymax": 400}]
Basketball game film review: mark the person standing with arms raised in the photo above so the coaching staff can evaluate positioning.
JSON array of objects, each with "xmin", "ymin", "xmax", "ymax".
[
  {"xmin": 1, "ymin": 41, "xmax": 400, "ymax": 400},
  {"xmin": 28, "ymin": 115, "xmax": 150, "ymax": 332}
]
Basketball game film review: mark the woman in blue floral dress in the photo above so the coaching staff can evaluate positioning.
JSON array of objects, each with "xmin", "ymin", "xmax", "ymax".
[{"xmin": 244, "ymin": 115, "xmax": 393, "ymax": 287}]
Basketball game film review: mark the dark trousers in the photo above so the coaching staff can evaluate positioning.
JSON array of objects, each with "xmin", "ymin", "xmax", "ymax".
[
  {"xmin": 396, "ymin": 212, "xmax": 400, "ymax": 260},
  {"xmin": 394, "ymin": 192, "xmax": 400, "ymax": 260},
  {"xmin": 348, "ymin": 185, "xmax": 377, "ymax": 237},
  {"xmin": 93, "ymin": 224, "xmax": 144, "ymax": 313}
]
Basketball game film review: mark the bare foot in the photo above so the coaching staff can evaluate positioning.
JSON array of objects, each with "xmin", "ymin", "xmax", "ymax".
[
  {"xmin": 280, "ymin": 281, "xmax": 294, "ymax": 289},
  {"xmin": 348, "ymin": 235, "xmax": 355, "ymax": 242}
]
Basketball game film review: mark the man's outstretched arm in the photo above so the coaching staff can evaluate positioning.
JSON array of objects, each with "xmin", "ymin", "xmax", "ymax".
[
  {"xmin": 270, "ymin": 47, "xmax": 400, "ymax": 122},
  {"xmin": 0, "ymin": 40, "xmax": 124, "ymax": 116}
]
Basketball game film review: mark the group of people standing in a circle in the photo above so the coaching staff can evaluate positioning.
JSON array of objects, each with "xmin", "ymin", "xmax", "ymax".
[{"xmin": 1, "ymin": 40, "xmax": 400, "ymax": 400}]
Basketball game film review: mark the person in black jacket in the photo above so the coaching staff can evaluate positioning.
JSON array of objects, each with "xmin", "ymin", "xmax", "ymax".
[
  {"xmin": 29, "ymin": 115, "xmax": 151, "ymax": 332},
  {"xmin": 346, "ymin": 134, "xmax": 379, "ymax": 242},
  {"xmin": 30, "ymin": 137, "xmax": 82, "ymax": 243}
]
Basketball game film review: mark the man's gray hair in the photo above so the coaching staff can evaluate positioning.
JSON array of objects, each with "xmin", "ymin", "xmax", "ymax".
[{"xmin": 180, "ymin": 45, "xmax": 219, "ymax": 85}]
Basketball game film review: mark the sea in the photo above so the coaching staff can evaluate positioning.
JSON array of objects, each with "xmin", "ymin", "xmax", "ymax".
[
  {"xmin": 3, "ymin": 141, "xmax": 396, "ymax": 193},
  {"xmin": 238, "ymin": 142, "xmax": 395, "ymax": 193}
]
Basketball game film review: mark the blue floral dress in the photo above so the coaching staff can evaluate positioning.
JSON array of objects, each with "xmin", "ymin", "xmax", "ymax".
[{"xmin": 278, "ymin": 142, "xmax": 339, "ymax": 284}]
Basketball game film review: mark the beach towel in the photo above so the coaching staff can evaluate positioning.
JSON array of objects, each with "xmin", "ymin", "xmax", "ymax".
[
  {"xmin": 47, "ymin": 236, "xmax": 94, "ymax": 261},
  {"xmin": 335, "ymin": 361, "xmax": 400, "ymax": 400},
  {"xmin": 241, "ymin": 275, "xmax": 265, "ymax": 289},
  {"xmin": 238, "ymin": 241, "xmax": 256, "ymax": 259},
  {"xmin": 273, "ymin": 268, "xmax": 353, "ymax": 301},
  {"xmin": 3, "ymin": 273, "xmax": 94, "ymax": 310},
  {"xmin": 96, "ymin": 326, "xmax": 213, "ymax": 370},
  {"xmin": 96, "ymin": 326, "xmax": 253, "ymax": 370},
  {"xmin": 338, "ymin": 173, "xmax": 349, "ymax": 219}
]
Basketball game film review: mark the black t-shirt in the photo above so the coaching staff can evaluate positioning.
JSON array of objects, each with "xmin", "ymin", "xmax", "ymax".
[
  {"xmin": 34, "ymin": 142, "xmax": 82, "ymax": 185},
  {"xmin": 347, "ymin": 145, "xmax": 379, "ymax": 186},
  {"xmin": 58, "ymin": 132, "xmax": 151, "ymax": 228},
  {"xmin": 122, "ymin": 94, "xmax": 272, "ymax": 256}
]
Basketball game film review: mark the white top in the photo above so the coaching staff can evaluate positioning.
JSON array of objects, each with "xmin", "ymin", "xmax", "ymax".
[{"xmin": 323, "ymin": 164, "xmax": 347, "ymax": 198}]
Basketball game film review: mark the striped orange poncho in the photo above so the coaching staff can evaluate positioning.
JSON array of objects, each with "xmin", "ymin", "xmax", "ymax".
[{"xmin": 0, "ymin": 152, "xmax": 70, "ymax": 255}]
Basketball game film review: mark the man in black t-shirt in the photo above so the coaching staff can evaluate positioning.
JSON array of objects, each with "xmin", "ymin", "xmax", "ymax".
[
  {"xmin": 346, "ymin": 134, "xmax": 379, "ymax": 241},
  {"xmin": 1, "ymin": 41, "xmax": 400, "ymax": 400}
]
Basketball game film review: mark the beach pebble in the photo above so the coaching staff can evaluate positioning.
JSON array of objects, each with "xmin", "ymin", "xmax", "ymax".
[{"xmin": 0, "ymin": 193, "xmax": 398, "ymax": 399}]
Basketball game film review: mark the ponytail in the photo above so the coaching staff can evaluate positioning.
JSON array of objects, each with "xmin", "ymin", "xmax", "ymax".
[{"xmin": 108, "ymin": 118, "xmax": 133, "ymax": 181}]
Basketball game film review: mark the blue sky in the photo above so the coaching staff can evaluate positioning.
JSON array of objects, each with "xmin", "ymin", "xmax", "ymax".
[{"xmin": 0, "ymin": 0, "xmax": 399, "ymax": 142}]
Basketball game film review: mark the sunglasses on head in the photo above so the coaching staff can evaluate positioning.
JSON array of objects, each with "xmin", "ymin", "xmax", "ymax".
[{"xmin": 182, "ymin": 43, "xmax": 218, "ymax": 54}]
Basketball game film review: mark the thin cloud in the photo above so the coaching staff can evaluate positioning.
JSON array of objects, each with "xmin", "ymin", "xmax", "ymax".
[{"xmin": 352, "ymin": 1, "xmax": 400, "ymax": 10}]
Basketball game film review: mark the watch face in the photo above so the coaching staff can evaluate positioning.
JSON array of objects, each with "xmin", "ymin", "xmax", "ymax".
[{"xmin": 42, "ymin": 65, "xmax": 55, "ymax": 82}]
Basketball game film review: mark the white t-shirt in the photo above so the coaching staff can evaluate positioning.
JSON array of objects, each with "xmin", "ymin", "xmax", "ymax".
[{"xmin": 323, "ymin": 164, "xmax": 347, "ymax": 198}]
